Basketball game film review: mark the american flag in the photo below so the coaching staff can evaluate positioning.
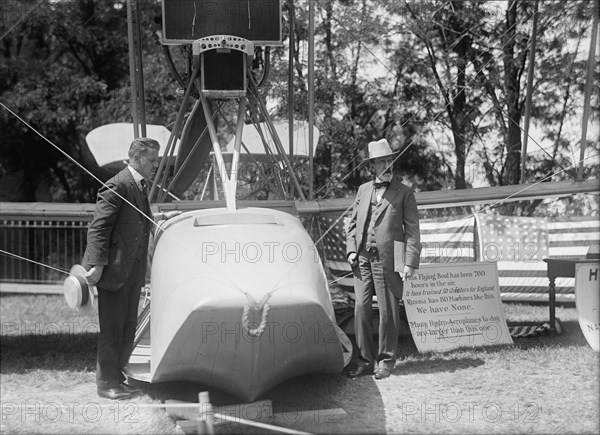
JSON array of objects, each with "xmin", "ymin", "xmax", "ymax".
[
  {"xmin": 548, "ymin": 216, "xmax": 600, "ymax": 258},
  {"xmin": 478, "ymin": 214, "xmax": 600, "ymax": 303},
  {"xmin": 313, "ymin": 212, "xmax": 478, "ymax": 306},
  {"xmin": 477, "ymin": 214, "xmax": 554, "ymax": 302},
  {"xmin": 313, "ymin": 212, "xmax": 355, "ymax": 308},
  {"xmin": 311, "ymin": 211, "xmax": 598, "ymax": 306},
  {"xmin": 421, "ymin": 215, "xmax": 477, "ymax": 264}
]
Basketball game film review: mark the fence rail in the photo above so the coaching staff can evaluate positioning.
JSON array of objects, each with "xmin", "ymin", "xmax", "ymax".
[
  {"xmin": 0, "ymin": 201, "xmax": 296, "ymax": 290},
  {"xmin": 1, "ymin": 179, "xmax": 596, "ymax": 293},
  {"xmin": 1, "ymin": 215, "xmax": 91, "ymax": 286}
]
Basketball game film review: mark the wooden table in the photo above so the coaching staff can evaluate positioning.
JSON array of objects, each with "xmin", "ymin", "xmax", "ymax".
[{"xmin": 543, "ymin": 257, "xmax": 598, "ymax": 333}]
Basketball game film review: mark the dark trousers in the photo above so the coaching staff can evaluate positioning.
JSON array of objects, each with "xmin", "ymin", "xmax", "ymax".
[
  {"xmin": 353, "ymin": 248, "xmax": 400, "ymax": 370},
  {"xmin": 96, "ymin": 259, "xmax": 143, "ymax": 388}
]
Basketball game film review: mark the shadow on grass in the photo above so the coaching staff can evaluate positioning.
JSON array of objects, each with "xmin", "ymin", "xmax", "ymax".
[
  {"xmin": 144, "ymin": 373, "xmax": 386, "ymax": 435},
  {"xmin": 398, "ymin": 356, "xmax": 486, "ymax": 375},
  {"xmin": 0, "ymin": 332, "xmax": 97, "ymax": 374},
  {"xmin": 143, "ymin": 372, "xmax": 386, "ymax": 434}
]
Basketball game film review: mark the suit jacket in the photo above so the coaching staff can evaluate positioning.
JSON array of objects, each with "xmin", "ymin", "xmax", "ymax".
[
  {"xmin": 346, "ymin": 177, "xmax": 422, "ymax": 298},
  {"xmin": 82, "ymin": 168, "xmax": 153, "ymax": 291}
]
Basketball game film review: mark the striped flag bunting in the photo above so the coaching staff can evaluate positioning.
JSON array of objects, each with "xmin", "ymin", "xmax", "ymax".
[
  {"xmin": 545, "ymin": 216, "xmax": 600, "ymax": 301},
  {"xmin": 507, "ymin": 319, "xmax": 562, "ymax": 338},
  {"xmin": 548, "ymin": 216, "xmax": 599, "ymax": 258},
  {"xmin": 313, "ymin": 211, "xmax": 598, "ymax": 306},
  {"xmin": 313, "ymin": 212, "xmax": 355, "ymax": 308},
  {"xmin": 314, "ymin": 212, "xmax": 478, "ymax": 307},
  {"xmin": 420, "ymin": 215, "xmax": 477, "ymax": 264},
  {"xmin": 476, "ymin": 214, "xmax": 557, "ymax": 302},
  {"xmin": 477, "ymin": 214, "xmax": 599, "ymax": 303}
]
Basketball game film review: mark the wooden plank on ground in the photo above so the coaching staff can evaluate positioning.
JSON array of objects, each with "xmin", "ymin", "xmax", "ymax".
[
  {"xmin": 166, "ymin": 399, "xmax": 273, "ymax": 425},
  {"xmin": 273, "ymin": 408, "xmax": 347, "ymax": 425},
  {"xmin": 175, "ymin": 407, "xmax": 347, "ymax": 434}
]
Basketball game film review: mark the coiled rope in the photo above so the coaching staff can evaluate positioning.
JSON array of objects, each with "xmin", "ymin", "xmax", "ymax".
[{"xmin": 241, "ymin": 292, "xmax": 272, "ymax": 338}]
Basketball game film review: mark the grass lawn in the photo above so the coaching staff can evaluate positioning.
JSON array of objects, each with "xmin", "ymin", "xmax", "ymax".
[{"xmin": 1, "ymin": 294, "xmax": 598, "ymax": 434}]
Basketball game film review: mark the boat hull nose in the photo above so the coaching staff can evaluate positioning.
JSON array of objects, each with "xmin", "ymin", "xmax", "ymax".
[{"xmin": 151, "ymin": 302, "xmax": 344, "ymax": 401}]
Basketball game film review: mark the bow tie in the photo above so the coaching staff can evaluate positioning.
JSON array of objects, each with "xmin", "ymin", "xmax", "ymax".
[{"xmin": 374, "ymin": 181, "xmax": 390, "ymax": 189}]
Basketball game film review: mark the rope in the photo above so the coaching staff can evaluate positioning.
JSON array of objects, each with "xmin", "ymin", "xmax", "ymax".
[
  {"xmin": 0, "ymin": 249, "xmax": 69, "ymax": 275},
  {"xmin": 241, "ymin": 293, "xmax": 271, "ymax": 338},
  {"xmin": 214, "ymin": 412, "xmax": 311, "ymax": 435}
]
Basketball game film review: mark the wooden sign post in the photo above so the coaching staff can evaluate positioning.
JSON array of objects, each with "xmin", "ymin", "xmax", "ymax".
[{"xmin": 403, "ymin": 262, "xmax": 513, "ymax": 353}]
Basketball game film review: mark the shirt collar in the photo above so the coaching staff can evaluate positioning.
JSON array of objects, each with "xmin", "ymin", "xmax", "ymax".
[{"xmin": 127, "ymin": 165, "xmax": 145, "ymax": 186}]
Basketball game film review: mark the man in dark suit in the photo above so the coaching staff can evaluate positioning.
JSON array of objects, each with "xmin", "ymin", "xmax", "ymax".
[
  {"xmin": 346, "ymin": 138, "xmax": 422, "ymax": 380},
  {"xmin": 83, "ymin": 138, "xmax": 159, "ymax": 400}
]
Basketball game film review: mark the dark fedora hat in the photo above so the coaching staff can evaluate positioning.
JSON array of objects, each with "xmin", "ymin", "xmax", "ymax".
[{"xmin": 63, "ymin": 264, "xmax": 96, "ymax": 315}]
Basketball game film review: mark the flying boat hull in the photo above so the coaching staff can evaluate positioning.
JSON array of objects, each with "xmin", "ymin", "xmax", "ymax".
[{"xmin": 147, "ymin": 207, "xmax": 345, "ymax": 401}]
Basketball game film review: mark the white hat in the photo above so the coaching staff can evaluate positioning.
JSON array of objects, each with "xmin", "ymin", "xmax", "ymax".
[
  {"xmin": 366, "ymin": 138, "xmax": 398, "ymax": 160},
  {"xmin": 63, "ymin": 264, "xmax": 96, "ymax": 315}
]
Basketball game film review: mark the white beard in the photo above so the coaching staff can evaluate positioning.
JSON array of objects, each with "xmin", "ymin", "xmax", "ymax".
[{"xmin": 376, "ymin": 172, "xmax": 392, "ymax": 183}]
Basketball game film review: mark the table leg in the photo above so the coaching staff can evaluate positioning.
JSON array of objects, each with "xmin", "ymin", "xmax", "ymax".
[{"xmin": 549, "ymin": 277, "xmax": 556, "ymax": 334}]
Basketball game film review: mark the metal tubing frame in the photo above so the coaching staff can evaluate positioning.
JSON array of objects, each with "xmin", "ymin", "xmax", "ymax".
[
  {"xmin": 247, "ymin": 74, "xmax": 307, "ymax": 200},
  {"xmin": 159, "ymin": 106, "xmax": 219, "ymax": 202},
  {"xmin": 134, "ymin": 0, "xmax": 147, "ymax": 137},
  {"xmin": 126, "ymin": 0, "xmax": 139, "ymax": 138},
  {"xmin": 216, "ymin": 105, "xmax": 285, "ymax": 198},
  {"xmin": 288, "ymin": 0, "xmax": 295, "ymax": 197},
  {"xmin": 151, "ymin": 67, "xmax": 199, "ymax": 201},
  {"xmin": 199, "ymin": 95, "xmax": 248, "ymax": 211},
  {"xmin": 308, "ymin": 0, "xmax": 315, "ymax": 200}
]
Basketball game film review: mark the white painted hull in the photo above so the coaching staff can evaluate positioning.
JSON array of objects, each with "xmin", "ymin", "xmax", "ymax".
[{"xmin": 149, "ymin": 207, "xmax": 344, "ymax": 400}]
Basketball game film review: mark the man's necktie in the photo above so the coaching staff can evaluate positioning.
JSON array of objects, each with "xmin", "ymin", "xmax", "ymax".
[
  {"xmin": 374, "ymin": 181, "xmax": 390, "ymax": 189},
  {"xmin": 140, "ymin": 179, "xmax": 148, "ymax": 197}
]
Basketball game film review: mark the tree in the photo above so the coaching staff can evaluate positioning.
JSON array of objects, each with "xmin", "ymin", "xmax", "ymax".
[
  {"xmin": 266, "ymin": 0, "xmax": 450, "ymax": 199},
  {"xmin": 468, "ymin": 0, "xmax": 595, "ymax": 188},
  {"xmin": 0, "ymin": 0, "xmax": 180, "ymax": 202},
  {"xmin": 1, "ymin": 0, "xmax": 595, "ymax": 210},
  {"xmin": 0, "ymin": 0, "xmax": 130, "ymax": 201},
  {"xmin": 383, "ymin": 0, "xmax": 596, "ymax": 206}
]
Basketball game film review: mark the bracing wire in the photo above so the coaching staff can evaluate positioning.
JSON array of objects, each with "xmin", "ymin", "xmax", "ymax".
[
  {"xmin": 0, "ymin": 249, "xmax": 69, "ymax": 276},
  {"xmin": 311, "ymin": 0, "xmax": 588, "ymax": 203},
  {"xmin": 1, "ymin": 2, "xmax": 596, "ymax": 278},
  {"xmin": 0, "ymin": 103, "xmax": 158, "ymax": 230}
]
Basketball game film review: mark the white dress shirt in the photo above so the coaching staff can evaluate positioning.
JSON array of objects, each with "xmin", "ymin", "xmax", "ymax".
[{"xmin": 127, "ymin": 165, "xmax": 145, "ymax": 192}]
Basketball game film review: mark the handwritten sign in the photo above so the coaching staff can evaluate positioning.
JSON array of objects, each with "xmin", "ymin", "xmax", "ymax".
[
  {"xmin": 403, "ymin": 262, "xmax": 513, "ymax": 352},
  {"xmin": 575, "ymin": 262, "xmax": 600, "ymax": 352}
]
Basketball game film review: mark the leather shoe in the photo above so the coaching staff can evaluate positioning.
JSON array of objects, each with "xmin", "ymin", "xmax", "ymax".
[
  {"xmin": 374, "ymin": 367, "xmax": 392, "ymax": 379},
  {"xmin": 97, "ymin": 386, "xmax": 134, "ymax": 400},
  {"xmin": 120, "ymin": 383, "xmax": 142, "ymax": 395},
  {"xmin": 347, "ymin": 361, "xmax": 374, "ymax": 378}
]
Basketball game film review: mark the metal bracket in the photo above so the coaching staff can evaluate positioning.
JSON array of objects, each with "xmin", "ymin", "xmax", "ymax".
[{"xmin": 192, "ymin": 35, "xmax": 254, "ymax": 57}]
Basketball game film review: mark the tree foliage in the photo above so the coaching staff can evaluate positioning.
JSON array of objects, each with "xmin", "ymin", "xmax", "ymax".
[
  {"xmin": 0, "ymin": 0, "xmax": 597, "ymax": 213},
  {"xmin": 0, "ymin": 0, "xmax": 175, "ymax": 201}
]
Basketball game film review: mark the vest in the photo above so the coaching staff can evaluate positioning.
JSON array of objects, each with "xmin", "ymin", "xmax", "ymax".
[{"xmin": 363, "ymin": 189, "xmax": 384, "ymax": 252}]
